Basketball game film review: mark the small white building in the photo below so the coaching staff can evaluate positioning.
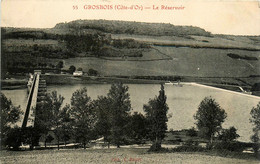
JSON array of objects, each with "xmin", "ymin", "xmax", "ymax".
[{"xmin": 73, "ymin": 71, "xmax": 83, "ymax": 77}]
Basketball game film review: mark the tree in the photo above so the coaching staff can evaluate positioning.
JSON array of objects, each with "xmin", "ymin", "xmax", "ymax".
[
  {"xmin": 250, "ymin": 102, "xmax": 260, "ymax": 154},
  {"xmin": 47, "ymin": 91, "xmax": 65, "ymax": 150},
  {"xmin": 56, "ymin": 61, "xmax": 64, "ymax": 70},
  {"xmin": 93, "ymin": 96, "xmax": 112, "ymax": 148},
  {"xmin": 34, "ymin": 91, "xmax": 65, "ymax": 150},
  {"xmin": 51, "ymin": 104, "xmax": 72, "ymax": 149},
  {"xmin": 34, "ymin": 98, "xmax": 54, "ymax": 148},
  {"xmin": 58, "ymin": 104, "xmax": 72, "ymax": 148},
  {"xmin": 194, "ymin": 97, "xmax": 227, "ymax": 146},
  {"xmin": 68, "ymin": 65, "xmax": 76, "ymax": 74},
  {"xmin": 250, "ymin": 102, "xmax": 260, "ymax": 132},
  {"xmin": 69, "ymin": 87, "xmax": 97, "ymax": 149},
  {"xmin": 1, "ymin": 93, "xmax": 23, "ymax": 148},
  {"xmin": 144, "ymin": 84, "xmax": 169, "ymax": 151},
  {"xmin": 107, "ymin": 83, "xmax": 132, "ymax": 148}
]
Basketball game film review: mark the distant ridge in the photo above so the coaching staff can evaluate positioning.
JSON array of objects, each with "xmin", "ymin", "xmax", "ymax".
[{"xmin": 54, "ymin": 19, "xmax": 211, "ymax": 37}]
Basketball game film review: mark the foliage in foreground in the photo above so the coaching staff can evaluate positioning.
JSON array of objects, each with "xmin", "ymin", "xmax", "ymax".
[
  {"xmin": 3, "ymin": 84, "xmax": 257, "ymax": 155},
  {"xmin": 1, "ymin": 93, "xmax": 23, "ymax": 149}
]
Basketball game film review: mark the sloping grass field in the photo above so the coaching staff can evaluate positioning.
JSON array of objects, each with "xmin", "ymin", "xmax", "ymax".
[
  {"xmin": 1, "ymin": 148, "xmax": 259, "ymax": 164},
  {"xmin": 61, "ymin": 46, "xmax": 259, "ymax": 77}
]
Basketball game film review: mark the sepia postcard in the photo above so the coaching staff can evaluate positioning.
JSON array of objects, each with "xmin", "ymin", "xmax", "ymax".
[{"xmin": 1, "ymin": 0, "xmax": 260, "ymax": 163}]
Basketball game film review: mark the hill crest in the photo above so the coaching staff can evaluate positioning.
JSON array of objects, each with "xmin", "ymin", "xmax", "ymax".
[{"xmin": 54, "ymin": 19, "xmax": 211, "ymax": 37}]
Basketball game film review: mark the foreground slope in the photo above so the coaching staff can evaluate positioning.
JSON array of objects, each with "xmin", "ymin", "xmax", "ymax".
[{"xmin": 1, "ymin": 148, "xmax": 259, "ymax": 164}]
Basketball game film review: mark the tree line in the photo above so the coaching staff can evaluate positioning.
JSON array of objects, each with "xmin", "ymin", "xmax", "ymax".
[
  {"xmin": 1, "ymin": 83, "xmax": 169, "ymax": 151},
  {"xmin": 1, "ymin": 83, "xmax": 260, "ymax": 154}
]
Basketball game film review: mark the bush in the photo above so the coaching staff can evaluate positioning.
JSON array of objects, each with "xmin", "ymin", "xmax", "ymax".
[
  {"xmin": 77, "ymin": 67, "xmax": 83, "ymax": 71},
  {"xmin": 21, "ymin": 126, "xmax": 42, "ymax": 150},
  {"xmin": 227, "ymin": 53, "xmax": 240, "ymax": 59},
  {"xmin": 187, "ymin": 127, "xmax": 198, "ymax": 137},
  {"xmin": 126, "ymin": 112, "xmax": 147, "ymax": 144},
  {"xmin": 227, "ymin": 53, "xmax": 258, "ymax": 61},
  {"xmin": 169, "ymin": 128, "xmax": 174, "ymax": 134},
  {"xmin": 213, "ymin": 142, "xmax": 245, "ymax": 152},
  {"xmin": 172, "ymin": 145, "xmax": 205, "ymax": 152},
  {"xmin": 68, "ymin": 65, "xmax": 76, "ymax": 74},
  {"xmin": 183, "ymin": 139, "xmax": 199, "ymax": 147},
  {"xmin": 5, "ymin": 127, "xmax": 22, "ymax": 150},
  {"xmin": 88, "ymin": 68, "xmax": 98, "ymax": 76},
  {"xmin": 148, "ymin": 142, "xmax": 163, "ymax": 152},
  {"xmin": 251, "ymin": 133, "xmax": 260, "ymax": 153},
  {"xmin": 46, "ymin": 135, "xmax": 54, "ymax": 144},
  {"xmin": 218, "ymin": 127, "xmax": 240, "ymax": 142},
  {"xmin": 251, "ymin": 83, "xmax": 260, "ymax": 92}
]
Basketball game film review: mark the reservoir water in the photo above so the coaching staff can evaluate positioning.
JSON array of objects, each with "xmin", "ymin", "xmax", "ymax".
[{"xmin": 2, "ymin": 83, "xmax": 259, "ymax": 142}]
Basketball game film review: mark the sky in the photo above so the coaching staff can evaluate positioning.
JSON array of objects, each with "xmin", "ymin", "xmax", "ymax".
[{"xmin": 1, "ymin": 0, "xmax": 260, "ymax": 35}]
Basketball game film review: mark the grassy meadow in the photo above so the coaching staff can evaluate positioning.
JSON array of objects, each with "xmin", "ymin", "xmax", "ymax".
[
  {"xmin": 60, "ymin": 46, "xmax": 259, "ymax": 77},
  {"xmin": 1, "ymin": 148, "xmax": 259, "ymax": 164}
]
